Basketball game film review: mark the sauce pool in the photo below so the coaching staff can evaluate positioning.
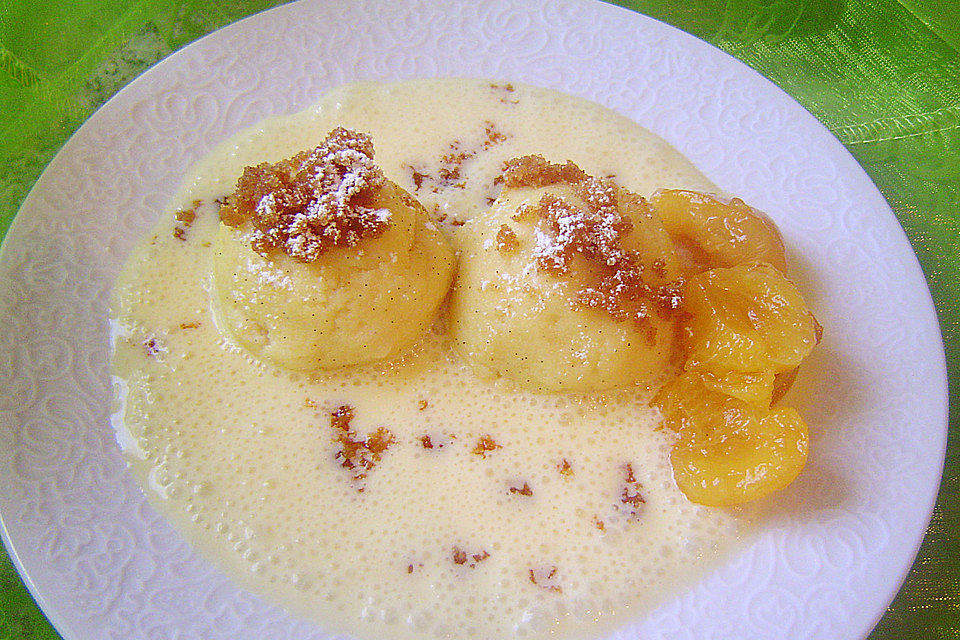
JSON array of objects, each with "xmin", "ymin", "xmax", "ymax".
[{"xmin": 110, "ymin": 78, "xmax": 741, "ymax": 640}]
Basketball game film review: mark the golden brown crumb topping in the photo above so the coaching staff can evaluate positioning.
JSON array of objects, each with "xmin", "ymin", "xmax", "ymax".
[
  {"xmin": 502, "ymin": 155, "xmax": 683, "ymax": 330},
  {"xmin": 528, "ymin": 566, "xmax": 563, "ymax": 593},
  {"xmin": 617, "ymin": 463, "xmax": 646, "ymax": 518},
  {"xmin": 328, "ymin": 405, "xmax": 395, "ymax": 489},
  {"xmin": 175, "ymin": 202, "xmax": 199, "ymax": 225},
  {"xmin": 407, "ymin": 122, "xmax": 509, "ymax": 204},
  {"xmin": 508, "ymin": 481, "xmax": 533, "ymax": 496},
  {"xmin": 489, "ymin": 82, "xmax": 519, "ymax": 104},
  {"xmin": 503, "ymin": 155, "xmax": 586, "ymax": 188},
  {"xmin": 452, "ymin": 546, "xmax": 490, "ymax": 568},
  {"xmin": 173, "ymin": 199, "xmax": 202, "ymax": 241},
  {"xmin": 557, "ymin": 458, "xmax": 574, "ymax": 477},
  {"xmin": 219, "ymin": 128, "xmax": 391, "ymax": 262},
  {"xmin": 496, "ymin": 224, "xmax": 519, "ymax": 253},
  {"xmin": 471, "ymin": 434, "xmax": 502, "ymax": 457},
  {"xmin": 143, "ymin": 337, "xmax": 161, "ymax": 357}
]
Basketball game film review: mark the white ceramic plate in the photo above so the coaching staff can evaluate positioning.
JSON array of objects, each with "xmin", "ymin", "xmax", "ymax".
[{"xmin": 0, "ymin": 1, "xmax": 948, "ymax": 639}]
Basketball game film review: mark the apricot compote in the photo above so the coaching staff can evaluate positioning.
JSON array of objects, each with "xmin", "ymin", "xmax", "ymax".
[{"xmin": 651, "ymin": 193, "xmax": 821, "ymax": 506}]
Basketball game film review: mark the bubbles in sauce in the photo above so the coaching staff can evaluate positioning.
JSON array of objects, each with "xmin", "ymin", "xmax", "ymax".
[{"xmin": 110, "ymin": 79, "xmax": 741, "ymax": 640}]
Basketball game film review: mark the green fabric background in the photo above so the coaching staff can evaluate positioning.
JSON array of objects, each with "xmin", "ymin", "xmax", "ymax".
[{"xmin": 1, "ymin": 0, "xmax": 956, "ymax": 638}]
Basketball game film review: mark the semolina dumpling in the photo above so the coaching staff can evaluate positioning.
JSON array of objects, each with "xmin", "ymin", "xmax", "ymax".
[
  {"xmin": 449, "ymin": 155, "xmax": 684, "ymax": 393},
  {"xmin": 213, "ymin": 128, "xmax": 455, "ymax": 370}
]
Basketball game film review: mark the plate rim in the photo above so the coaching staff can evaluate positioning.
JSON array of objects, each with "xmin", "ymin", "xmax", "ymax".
[{"xmin": 0, "ymin": 0, "xmax": 949, "ymax": 639}]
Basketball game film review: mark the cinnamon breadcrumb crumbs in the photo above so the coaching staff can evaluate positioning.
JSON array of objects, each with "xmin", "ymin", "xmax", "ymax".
[
  {"xmin": 502, "ymin": 155, "xmax": 683, "ymax": 329},
  {"xmin": 496, "ymin": 224, "xmax": 519, "ymax": 253},
  {"xmin": 175, "ymin": 202, "xmax": 199, "ymax": 225},
  {"xmin": 173, "ymin": 199, "xmax": 201, "ymax": 241},
  {"xmin": 618, "ymin": 463, "xmax": 646, "ymax": 518},
  {"xmin": 328, "ymin": 404, "xmax": 395, "ymax": 488},
  {"xmin": 219, "ymin": 128, "xmax": 391, "ymax": 262},
  {"xmin": 471, "ymin": 434, "xmax": 502, "ymax": 457},
  {"xmin": 143, "ymin": 338, "xmax": 160, "ymax": 357},
  {"xmin": 508, "ymin": 482, "xmax": 533, "ymax": 496},
  {"xmin": 489, "ymin": 82, "xmax": 519, "ymax": 104},
  {"xmin": 528, "ymin": 566, "xmax": 562, "ymax": 593},
  {"xmin": 407, "ymin": 122, "xmax": 509, "ymax": 197},
  {"xmin": 452, "ymin": 546, "xmax": 490, "ymax": 568}
]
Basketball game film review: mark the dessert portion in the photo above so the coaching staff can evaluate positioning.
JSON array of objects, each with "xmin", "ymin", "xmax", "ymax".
[
  {"xmin": 110, "ymin": 79, "xmax": 823, "ymax": 640},
  {"xmin": 649, "ymin": 193, "xmax": 822, "ymax": 506},
  {"xmin": 651, "ymin": 189, "xmax": 787, "ymax": 273},
  {"xmin": 213, "ymin": 127, "xmax": 455, "ymax": 370},
  {"xmin": 450, "ymin": 155, "xmax": 684, "ymax": 392}
]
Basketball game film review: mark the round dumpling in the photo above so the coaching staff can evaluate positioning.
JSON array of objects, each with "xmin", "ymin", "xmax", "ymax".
[
  {"xmin": 213, "ymin": 128, "xmax": 455, "ymax": 370},
  {"xmin": 449, "ymin": 155, "xmax": 684, "ymax": 393}
]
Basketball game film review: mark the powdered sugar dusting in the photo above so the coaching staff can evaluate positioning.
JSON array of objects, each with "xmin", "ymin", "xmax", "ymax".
[
  {"xmin": 220, "ymin": 127, "xmax": 392, "ymax": 262},
  {"xmin": 500, "ymin": 155, "xmax": 684, "ymax": 332}
]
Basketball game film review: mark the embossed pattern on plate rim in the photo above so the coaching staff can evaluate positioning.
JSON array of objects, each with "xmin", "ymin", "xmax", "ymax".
[{"xmin": 0, "ymin": 1, "xmax": 948, "ymax": 639}]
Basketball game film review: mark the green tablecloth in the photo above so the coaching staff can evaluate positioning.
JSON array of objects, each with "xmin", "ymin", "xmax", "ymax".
[{"xmin": 1, "ymin": 0, "xmax": 956, "ymax": 638}]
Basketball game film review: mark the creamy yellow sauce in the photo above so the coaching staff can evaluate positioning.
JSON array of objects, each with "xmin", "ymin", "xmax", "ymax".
[{"xmin": 110, "ymin": 79, "xmax": 741, "ymax": 640}]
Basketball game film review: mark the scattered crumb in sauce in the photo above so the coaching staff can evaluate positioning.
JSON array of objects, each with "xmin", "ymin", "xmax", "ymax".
[
  {"xmin": 173, "ymin": 199, "xmax": 202, "ymax": 241},
  {"xmin": 220, "ymin": 127, "xmax": 391, "ymax": 262},
  {"xmin": 417, "ymin": 399, "xmax": 429, "ymax": 411},
  {"xmin": 528, "ymin": 566, "xmax": 563, "ymax": 593},
  {"xmin": 557, "ymin": 458, "xmax": 574, "ymax": 477},
  {"xmin": 453, "ymin": 546, "xmax": 491, "ymax": 568},
  {"xmin": 407, "ymin": 121, "xmax": 509, "ymax": 198},
  {"xmin": 420, "ymin": 433, "xmax": 456, "ymax": 450},
  {"xmin": 508, "ymin": 481, "xmax": 533, "ymax": 496},
  {"xmin": 471, "ymin": 434, "xmax": 502, "ymax": 457},
  {"xmin": 143, "ymin": 337, "xmax": 161, "ymax": 357},
  {"xmin": 175, "ymin": 201, "xmax": 200, "ymax": 225},
  {"xmin": 178, "ymin": 321, "xmax": 200, "ymax": 330},
  {"xmin": 328, "ymin": 404, "xmax": 395, "ymax": 488},
  {"xmin": 489, "ymin": 82, "xmax": 519, "ymax": 104},
  {"xmin": 618, "ymin": 463, "xmax": 646, "ymax": 519}
]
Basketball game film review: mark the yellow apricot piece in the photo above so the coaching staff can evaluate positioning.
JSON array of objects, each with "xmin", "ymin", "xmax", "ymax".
[
  {"xmin": 652, "ymin": 371, "xmax": 809, "ymax": 506},
  {"xmin": 697, "ymin": 368, "xmax": 776, "ymax": 407},
  {"xmin": 671, "ymin": 407, "xmax": 809, "ymax": 506},
  {"xmin": 682, "ymin": 262, "xmax": 821, "ymax": 405},
  {"xmin": 650, "ymin": 189, "xmax": 787, "ymax": 273}
]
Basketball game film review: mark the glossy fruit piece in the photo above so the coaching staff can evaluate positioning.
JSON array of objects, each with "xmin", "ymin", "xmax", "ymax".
[
  {"xmin": 652, "ymin": 371, "xmax": 809, "ymax": 506},
  {"xmin": 650, "ymin": 189, "xmax": 787, "ymax": 273},
  {"xmin": 696, "ymin": 367, "xmax": 775, "ymax": 406},
  {"xmin": 670, "ymin": 405, "xmax": 809, "ymax": 507},
  {"xmin": 683, "ymin": 262, "xmax": 821, "ymax": 376}
]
